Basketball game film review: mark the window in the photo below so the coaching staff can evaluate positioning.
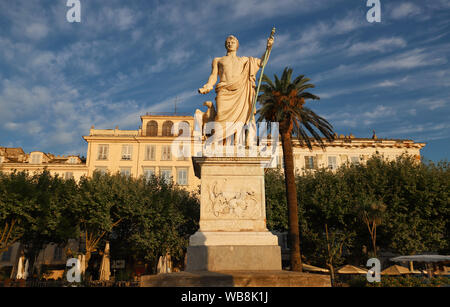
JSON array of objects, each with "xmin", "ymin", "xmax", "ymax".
[
  {"xmin": 177, "ymin": 168, "xmax": 188, "ymax": 186},
  {"xmin": 97, "ymin": 145, "xmax": 109, "ymax": 160},
  {"xmin": 1, "ymin": 246, "xmax": 12, "ymax": 262},
  {"xmin": 328, "ymin": 156, "xmax": 337, "ymax": 170},
  {"xmin": 31, "ymin": 153, "xmax": 42, "ymax": 164},
  {"xmin": 160, "ymin": 168, "xmax": 172, "ymax": 183},
  {"xmin": 162, "ymin": 121, "xmax": 174, "ymax": 137},
  {"xmin": 351, "ymin": 156, "xmax": 360, "ymax": 165},
  {"xmin": 161, "ymin": 145, "xmax": 172, "ymax": 161},
  {"xmin": 121, "ymin": 144, "xmax": 133, "ymax": 160},
  {"xmin": 95, "ymin": 167, "xmax": 108, "ymax": 174},
  {"xmin": 143, "ymin": 167, "xmax": 156, "ymax": 181},
  {"xmin": 120, "ymin": 167, "xmax": 132, "ymax": 177},
  {"xmin": 146, "ymin": 121, "xmax": 158, "ymax": 136},
  {"xmin": 53, "ymin": 246, "xmax": 64, "ymax": 261},
  {"xmin": 304, "ymin": 156, "xmax": 317, "ymax": 170},
  {"xmin": 145, "ymin": 145, "xmax": 156, "ymax": 161},
  {"xmin": 64, "ymin": 172, "xmax": 74, "ymax": 180}
]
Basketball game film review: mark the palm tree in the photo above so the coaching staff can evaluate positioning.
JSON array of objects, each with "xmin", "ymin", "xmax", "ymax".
[{"xmin": 256, "ymin": 67, "xmax": 334, "ymax": 271}]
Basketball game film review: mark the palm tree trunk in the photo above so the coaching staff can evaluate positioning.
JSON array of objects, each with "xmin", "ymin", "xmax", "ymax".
[
  {"xmin": 280, "ymin": 130, "xmax": 303, "ymax": 272},
  {"xmin": 372, "ymin": 224, "xmax": 377, "ymax": 258}
]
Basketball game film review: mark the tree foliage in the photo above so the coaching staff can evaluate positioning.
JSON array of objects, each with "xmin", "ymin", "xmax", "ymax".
[
  {"xmin": 0, "ymin": 170, "xmax": 200, "ymax": 276},
  {"xmin": 265, "ymin": 155, "xmax": 449, "ymax": 268}
]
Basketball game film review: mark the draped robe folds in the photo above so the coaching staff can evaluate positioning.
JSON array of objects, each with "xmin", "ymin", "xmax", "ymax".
[{"xmin": 210, "ymin": 56, "xmax": 260, "ymax": 144}]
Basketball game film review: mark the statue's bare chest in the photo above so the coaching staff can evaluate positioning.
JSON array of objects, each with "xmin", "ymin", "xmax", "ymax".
[{"xmin": 218, "ymin": 57, "xmax": 247, "ymax": 78}]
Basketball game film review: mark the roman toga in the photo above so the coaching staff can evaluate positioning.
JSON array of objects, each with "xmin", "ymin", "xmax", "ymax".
[{"xmin": 211, "ymin": 57, "xmax": 261, "ymax": 144}]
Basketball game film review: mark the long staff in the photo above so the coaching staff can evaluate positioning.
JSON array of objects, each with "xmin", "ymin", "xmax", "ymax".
[{"xmin": 249, "ymin": 27, "xmax": 276, "ymax": 124}]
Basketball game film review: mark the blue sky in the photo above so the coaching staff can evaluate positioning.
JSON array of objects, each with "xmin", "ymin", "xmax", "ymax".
[{"xmin": 0, "ymin": 0, "xmax": 449, "ymax": 161}]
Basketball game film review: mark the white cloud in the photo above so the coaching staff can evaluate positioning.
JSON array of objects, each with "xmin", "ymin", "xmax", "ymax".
[
  {"xmin": 315, "ymin": 48, "xmax": 448, "ymax": 82},
  {"xmin": 115, "ymin": 8, "xmax": 137, "ymax": 31},
  {"xmin": 270, "ymin": 11, "xmax": 366, "ymax": 66},
  {"xmin": 323, "ymin": 104, "xmax": 396, "ymax": 128},
  {"xmin": 417, "ymin": 99, "xmax": 448, "ymax": 111},
  {"xmin": 4, "ymin": 122, "xmax": 20, "ymax": 131},
  {"xmin": 376, "ymin": 80, "xmax": 398, "ymax": 87},
  {"xmin": 229, "ymin": 0, "xmax": 341, "ymax": 19},
  {"xmin": 25, "ymin": 23, "xmax": 49, "ymax": 40},
  {"xmin": 391, "ymin": 2, "xmax": 422, "ymax": 19},
  {"xmin": 363, "ymin": 105, "xmax": 396, "ymax": 120},
  {"xmin": 26, "ymin": 121, "xmax": 43, "ymax": 135},
  {"xmin": 348, "ymin": 37, "xmax": 407, "ymax": 55},
  {"xmin": 382, "ymin": 123, "xmax": 450, "ymax": 136},
  {"xmin": 364, "ymin": 49, "xmax": 447, "ymax": 71}
]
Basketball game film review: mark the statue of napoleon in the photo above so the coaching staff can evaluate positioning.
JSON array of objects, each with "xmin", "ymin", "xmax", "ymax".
[{"xmin": 197, "ymin": 34, "xmax": 274, "ymax": 146}]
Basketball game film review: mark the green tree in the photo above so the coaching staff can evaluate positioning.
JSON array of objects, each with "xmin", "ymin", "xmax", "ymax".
[
  {"xmin": 115, "ymin": 174, "xmax": 199, "ymax": 273},
  {"xmin": 8, "ymin": 170, "xmax": 77, "ymax": 276},
  {"xmin": 74, "ymin": 172, "xmax": 125, "ymax": 275},
  {"xmin": 257, "ymin": 67, "xmax": 334, "ymax": 271},
  {"xmin": 356, "ymin": 197, "xmax": 386, "ymax": 258},
  {"xmin": 264, "ymin": 169, "xmax": 288, "ymax": 232},
  {"xmin": 295, "ymin": 168, "xmax": 357, "ymax": 269},
  {"xmin": 324, "ymin": 224, "xmax": 353, "ymax": 286},
  {"xmin": 265, "ymin": 155, "xmax": 448, "ymax": 267},
  {"xmin": 0, "ymin": 171, "xmax": 31, "ymax": 255}
]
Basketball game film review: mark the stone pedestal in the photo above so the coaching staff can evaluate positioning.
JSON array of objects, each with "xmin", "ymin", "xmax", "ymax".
[{"xmin": 186, "ymin": 156, "xmax": 281, "ymax": 272}]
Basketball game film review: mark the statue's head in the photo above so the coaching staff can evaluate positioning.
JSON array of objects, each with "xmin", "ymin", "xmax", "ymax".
[{"xmin": 225, "ymin": 35, "xmax": 239, "ymax": 51}]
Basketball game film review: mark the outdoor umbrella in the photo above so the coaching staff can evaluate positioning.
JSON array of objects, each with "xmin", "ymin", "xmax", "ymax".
[
  {"xmin": 15, "ymin": 255, "xmax": 24, "ymax": 279},
  {"xmin": 99, "ymin": 242, "xmax": 111, "ymax": 281},
  {"xmin": 381, "ymin": 264, "xmax": 411, "ymax": 275},
  {"xmin": 23, "ymin": 259, "xmax": 29, "ymax": 280},
  {"xmin": 77, "ymin": 254, "xmax": 86, "ymax": 275},
  {"xmin": 157, "ymin": 252, "xmax": 172, "ymax": 274},
  {"xmin": 302, "ymin": 264, "xmax": 329, "ymax": 273},
  {"xmin": 336, "ymin": 265, "xmax": 368, "ymax": 274},
  {"xmin": 390, "ymin": 255, "xmax": 450, "ymax": 263}
]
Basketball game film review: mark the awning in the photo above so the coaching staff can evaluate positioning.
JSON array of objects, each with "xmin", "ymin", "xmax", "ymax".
[
  {"xmin": 381, "ymin": 265, "xmax": 412, "ymax": 275},
  {"xmin": 302, "ymin": 264, "xmax": 329, "ymax": 273},
  {"xmin": 390, "ymin": 255, "xmax": 450, "ymax": 263},
  {"xmin": 336, "ymin": 264, "xmax": 368, "ymax": 274}
]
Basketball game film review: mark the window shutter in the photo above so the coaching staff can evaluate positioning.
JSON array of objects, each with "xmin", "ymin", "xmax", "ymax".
[{"xmin": 151, "ymin": 146, "xmax": 155, "ymax": 160}]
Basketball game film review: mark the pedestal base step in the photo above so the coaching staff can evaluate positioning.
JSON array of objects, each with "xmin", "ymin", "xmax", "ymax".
[
  {"xmin": 140, "ymin": 271, "xmax": 331, "ymax": 287},
  {"xmin": 186, "ymin": 245, "xmax": 281, "ymax": 271}
]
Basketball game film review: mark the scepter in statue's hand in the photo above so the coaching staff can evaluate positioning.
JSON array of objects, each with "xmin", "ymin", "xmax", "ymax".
[{"xmin": 249, "ymin": 27, "xmax": 276, "ymax": 124}]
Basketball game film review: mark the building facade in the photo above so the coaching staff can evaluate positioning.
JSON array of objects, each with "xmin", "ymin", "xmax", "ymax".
[
  {"xmin": 83, "ymin": 114, "xmax": 200, "ymax": 191},
  {"xmin": 0, "ymin": 114, "xmax": 426, "ymax": 190}
]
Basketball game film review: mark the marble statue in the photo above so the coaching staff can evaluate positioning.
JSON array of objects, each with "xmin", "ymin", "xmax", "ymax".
[{"xmin": 198, "ymin": 35, "xmax": 274, "ymax": 145}]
